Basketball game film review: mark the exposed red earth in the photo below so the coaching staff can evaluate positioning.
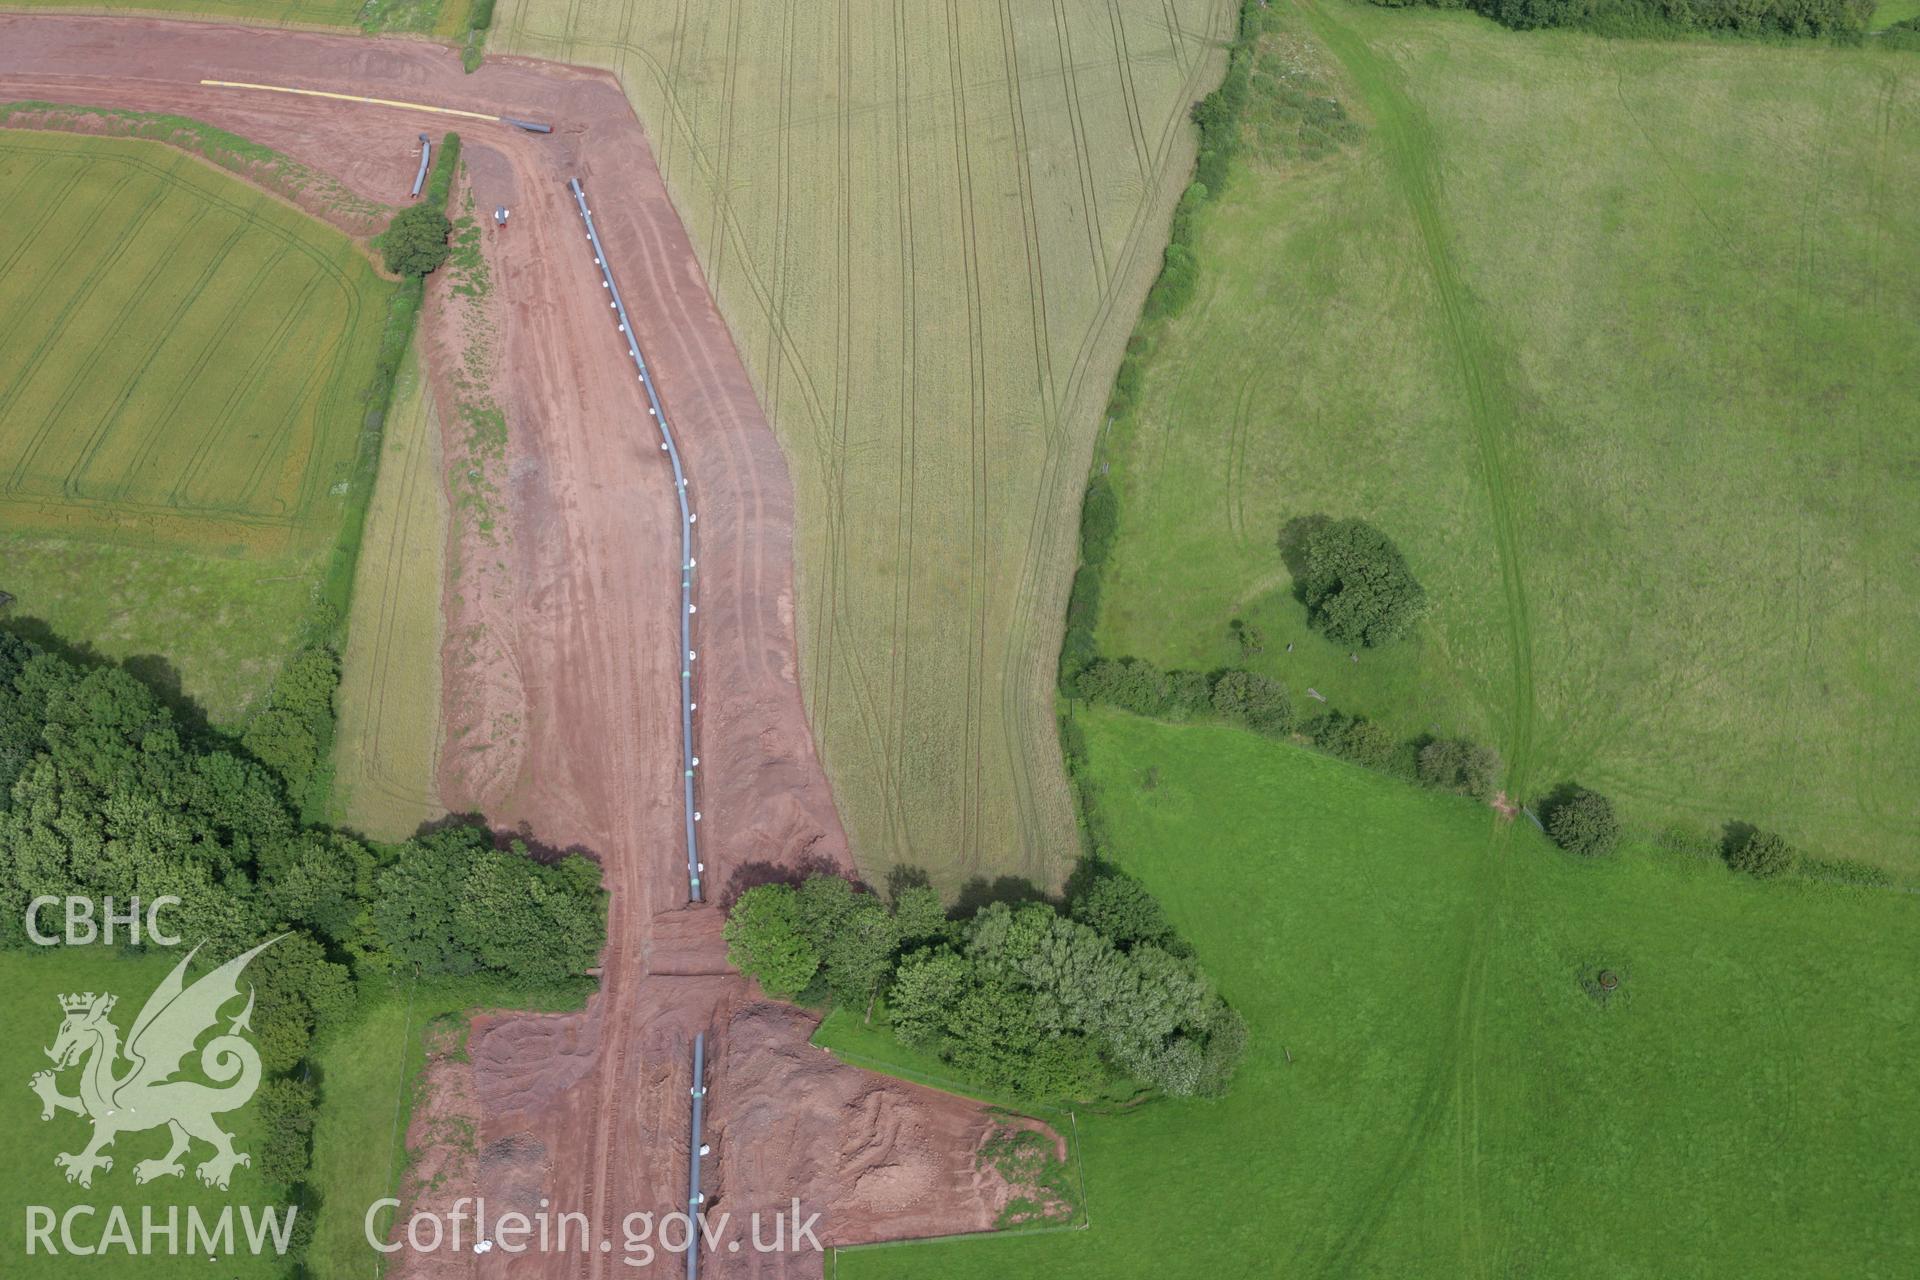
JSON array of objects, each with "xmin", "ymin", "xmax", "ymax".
[{"xmin": 0, "ymin": 16, "xmax": 1056, "ymax": 1277}]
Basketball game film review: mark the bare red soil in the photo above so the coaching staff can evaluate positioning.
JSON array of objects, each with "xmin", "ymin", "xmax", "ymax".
[{"xmin": 0, "ymin": 17, "xmax": 1052, "ymax": 1277}]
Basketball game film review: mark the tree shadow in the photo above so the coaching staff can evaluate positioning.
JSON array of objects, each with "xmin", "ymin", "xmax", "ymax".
[
  {"xmin": 1062, "ymin": 857, "xmax": 1124, "ymax": 906},
  {"xmin": 719, "ymin": 851, "xmax": 844, "ymax": 910},
  {"xmin": 2, "ymin": 618, "xmax": 228, "ymax": 746},
  {"xmin": 1535, "ymin": 780, "xmax": 1585, "ymax": 828},
  {"xmin": 123, "ymin": 652, "xmax": 218, "ymax": 744},
  {"xmin": 1720, "ymin": 820, "xmax": 1757, "ymax": 861},
  {"xmin": 953, "ymin": 874, "xmax": 1051, "ymax": 917},
  {"xmin": 1277, "ymin": 513, "xmax": 1330, "ymax": 603},
  {"xmin": 411, "ymin": 809, "xmax": 492, "ymax": 842},
  {"xmin": 885, "ymin": 864, "xmax": 933, "ymax": 903},
  {"xmin": 496, "ymin": 820, "xmax": 600, "ymax": 869}
]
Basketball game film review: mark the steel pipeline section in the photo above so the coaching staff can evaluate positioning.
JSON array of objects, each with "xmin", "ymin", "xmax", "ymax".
[
  {"xmin": 687, "ymin": 1032, "xmax": 708, "ymax": 1280},
  {"xmin": 566, "ymin": 176, "xmax": 703, "ymax": 903}
]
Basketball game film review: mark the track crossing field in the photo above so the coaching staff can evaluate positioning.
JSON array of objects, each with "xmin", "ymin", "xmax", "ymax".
[
  {"xmin": 1095, "ymin": 5, "xmax": 1920, "ymax": 875},
  {"xmin": 0, "ymin": 130, "xmax": 391, "ymax": 722},
  {"xmin": 491, "ymin": 0, "xmax": 1240, "ymax": 889}
]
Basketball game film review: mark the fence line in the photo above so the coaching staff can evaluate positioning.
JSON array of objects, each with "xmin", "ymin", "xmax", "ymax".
[{"xmin": 566, "ymin": 176, "xmax": 703, "ymax": 903}]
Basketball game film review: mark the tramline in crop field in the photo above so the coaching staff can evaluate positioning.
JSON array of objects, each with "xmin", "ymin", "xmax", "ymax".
[{"xmin": 490, "ymin": 0, "xmax": 1241, "ymax": 890}]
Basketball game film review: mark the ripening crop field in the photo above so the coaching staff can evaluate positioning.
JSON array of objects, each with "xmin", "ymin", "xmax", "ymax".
[
  {"xmin": 331, "ymin": 347, "xmax": 447, "ymax": 841},
  {"xmin": 0, "ymin": 130, "xmax": 391, "ymax": 722},
  {"xmin": 490, "ymin": 0, "xmax": 1239, "ymax": 891},
  {"xmin": 1095, "ymin": 3, "xmax": 1920, "ymax": 875}
]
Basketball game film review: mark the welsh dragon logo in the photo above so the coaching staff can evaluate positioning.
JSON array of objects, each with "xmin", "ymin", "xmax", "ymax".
[{"xmin": 30, "ymin": 936, "xmax": 281, "ymax": 1190}]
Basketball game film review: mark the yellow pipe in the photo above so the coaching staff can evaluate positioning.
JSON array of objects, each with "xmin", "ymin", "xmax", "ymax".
[{"xmin": 197, "ymin": 80, "xmax": 502, "ymax": 123}]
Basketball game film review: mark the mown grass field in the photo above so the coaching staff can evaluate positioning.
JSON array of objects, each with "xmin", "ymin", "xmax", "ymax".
[
  {"xmin": 332, "ymin": 347, "xmax": 447, "ymax": 841},
  {"xmin": 1095, "ymin": 3, "xmax": 1920, "ymax": 874},
  {"xmin": 0, "ymin": 129, "xmax": 391, "ymax": 723},
  {"xmin": 490, "ymin": 0, "xmax": 1239, "ymax": 890},
  {"xmin": 837, "ymin": 708, "xmax": 1920, "ymax": 1278},
  {"xmin": 0, "ymin": 947, "xmax": 287, "ymax": 1279}
]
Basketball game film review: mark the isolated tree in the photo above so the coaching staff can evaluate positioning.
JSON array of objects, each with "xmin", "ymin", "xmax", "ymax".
[
  {"xmin": 723, "ymin": 884, "xmax": 820, "ymax": 998},
  {"xmin": 1725, "ymin": 828, "xmax": 1796, "ymax": 879},
  {"xmin": 1296, "ymin": 518, "xmax": 1427, "ymax": 647},
  {"xmin": 381, "ymin": 204, "xmax": 453, "ymax": 278},
  {"xmin": 1546, "ymin": 786, "xmax": 1621, "ymax": 858}
]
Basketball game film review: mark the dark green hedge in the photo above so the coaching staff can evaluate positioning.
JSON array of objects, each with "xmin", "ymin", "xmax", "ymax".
[{"xmin": 1373, "ymin": 0, "xmax": 1875, "ymax": 39}]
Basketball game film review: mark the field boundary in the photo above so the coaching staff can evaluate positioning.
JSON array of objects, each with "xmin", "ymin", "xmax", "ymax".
[{"xmin": 0, "ymin": 3, "xmax": 463, "ymax": 39}]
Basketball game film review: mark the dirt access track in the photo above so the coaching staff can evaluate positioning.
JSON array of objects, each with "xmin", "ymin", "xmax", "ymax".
[{"xmin": 0, "ymin": 15, "xmax": 1058, "ymax": 1277}]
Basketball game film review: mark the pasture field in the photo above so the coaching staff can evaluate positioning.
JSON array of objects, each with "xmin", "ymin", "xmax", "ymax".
[
  {"xmin": 490, "ymin": 0, "xmax": 1240, "ymax": 889},
  {"xmin": 303, "ymin": 977, "xmax": 593, "ymax": 1278},
  {"xmin": 0, "ymin": 946, "xmax": 286, "ymax": 1279},
  {"xmin": 331, "ymin": 347, "xmax": 448, "ymax": 841},
  {"xmin": 1095, "ymin": 3, "xmax": 1920, "ymax": 873},
  {"xmin": 838, "ymin": 709, "xmax": 1920, "ymax": 1279},
  {"xmin": 0, "ymin": 0, "xmax": 474, "ymax": 36},
  {"xmin": 1874, "ymin": 0, "xmax": 1920, "ymax": 27},
  {"xmin": 0, "ymin": 129, "xmax": 392, "ymax": 723}
]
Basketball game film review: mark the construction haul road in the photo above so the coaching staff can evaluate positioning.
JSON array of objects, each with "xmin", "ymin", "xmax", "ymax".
[{"xmin": 0, "ymin": 15, "xmax": 1057, "ymax": 1278}]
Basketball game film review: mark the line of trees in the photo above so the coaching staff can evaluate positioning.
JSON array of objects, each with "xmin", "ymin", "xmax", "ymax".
[
  {"xmin": 1371, "ymin": 0, "xmax": 1876, "ymax": 39},
  {"xmin": 725, "ymin": 867, "xmax": 1246, "ymax": 1101},
  {"xmin": 0, "ymin": 628, "xmax": 605, "ymax": 1232}
]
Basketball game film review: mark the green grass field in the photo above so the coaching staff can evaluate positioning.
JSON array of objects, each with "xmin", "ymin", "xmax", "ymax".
[
  {"xmin": 837, "ymin": 708, "xmax": 1920, "ymax": 1278},
  {"xmin": 0, "ymin": 0, "xmax": 475, "ymax": 36},
  {"xmin": 1873, "ymin": 0, "xmax": 1920, "ymax": 27},
  {"xmin": 331, "ymin": 347, "xmax": 448, "ymax": 841},
  {"xmin": 0, "ymin": 944, "xmax": 583, "ymax": 1280},
  {"xmin": 0, "ymin": 947, "xmax": 289, "ymax": 1279},
  {"xmin": 490, "ymin": 0, "xmax": 1239, "ymax": 889},
  {"xmin": 0, "ymin": 129, "xmax": 392, "ymax": 724},
  {"xmin": 1094, "ymin": 3, "xmax": 1920, "ymax": 874},
  {"xmin": 302, "ymin": 977, "xmax": 590, "ymax": 1279}
]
